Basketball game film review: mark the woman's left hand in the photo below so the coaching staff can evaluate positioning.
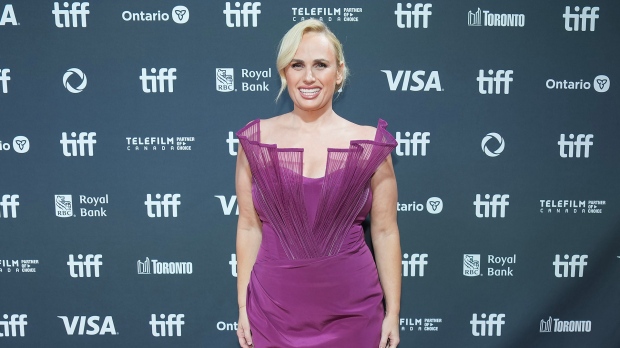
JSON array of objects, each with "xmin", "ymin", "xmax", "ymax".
[{"xmin": 379, "ymin": 314, "xmax": 400, "ymax": 348}]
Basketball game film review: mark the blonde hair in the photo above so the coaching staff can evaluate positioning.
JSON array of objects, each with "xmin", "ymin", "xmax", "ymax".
[{"xmin": 276, "ymin": 19, "xmax": 348, "ymax": 101}]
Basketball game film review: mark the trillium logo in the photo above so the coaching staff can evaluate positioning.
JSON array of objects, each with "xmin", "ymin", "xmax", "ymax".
[
  {"xmin": 593, "ymin": 75, "xmax": 609, "ymax": 92},
  {"xmin": 481, "ymin": 133, "xmax": 504, "ymax": 157},
  {"xmin": 172, "ymin": 6, "xmax": 189, "ymax": 24},
  {"xmin": 63, "ymin": 68, "xmax": 87, "ymax": 93}
]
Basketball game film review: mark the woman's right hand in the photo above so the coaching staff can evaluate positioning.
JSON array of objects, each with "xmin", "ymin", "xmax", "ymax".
[{"xmin": 237, "ymin": 306, "xmax": 253, "ymax": 347}]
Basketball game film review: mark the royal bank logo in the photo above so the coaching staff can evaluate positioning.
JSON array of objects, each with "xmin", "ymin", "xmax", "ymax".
[
  {"xmin": 546, "ymin": 75, "xmax": 609, "ymax": 93},
  {"xmin": 216, "ymin": 68, "xmax": 234, "ymax": 92},
  {"xmin": 395, "ymin": 3, "xmax": 432, "ymax": 29},
  {"xmin": 216, "ymin": 68, "xmax": 271, "ymax": 92},
  {"xmin": 463, "ymin": 254, "xmax": 480, "ymax": 276},
  {"xmin": 67, "ymin": 254, "xmax": 102, "ymax": 278},
  {"xmin": 60, "ymin": 132, "xmax": 96, "ymax": 157},
  {"xmin": 558, "ymin": 134, "xmax": 593, "ymax": 158},
  {"xmin": 150, "ymin": 314, "xmax": 185, "ymax": 336},
  {"xmin": 470, "ymin": 313, "xmax": 505, "ymax": 336},
  {"xmin": 55, "ymin": 195, "xmax": 73, "ymax": 217},
  {"xmin": 292, "ymin": 7, "xmax": 362, "ymax": 23},
  {"xmin": 468, "ymin": 8, "xmax": 525, "ymax": 27},
  {"xmin": 122, "ymin": 5, "xmax": 189, "ymax": 24},
  {"xmin": 0, "ymin": 314, "xmax": 27, "ymax": 337},
  {"xmin": 0, "ymin": 68, "xmax": 9, "ymax": 93},
  {"xmin": 400, "ymin": 317, "xmax": 443, "ymax": 332},
  {"xmin": 58, "ymin": 316, "xmax": 117, "ymax": 335},
  {"xmin": 478, "ymin": 69, "xmax": 513, "ymax": 94},
  {"xmin": 464, "ymin": 254, "xmax": 516, "ymax": 277},
  {"xmin": 63, "ymin": 68, "xmax": 87, "ymax": 93},
  {"xmin": 126, "ymin": 136, "xmax": 195, "ymax": 151},
  {"xmin": 540, "ymin": 316, "xmax": 591, "ymax": 333},
  {"xmin": 0, "ymin": 136, "xmax": 29, "ymax": 153},
  {"xmin": 397, "ymin": 197, "xmax": 442, "ymax": 214},
  {"xmin": 539, "ymin": 199, "xmax": 605, "ymax": 214},
  {"xmin": 0, "ymin": 194, "xmax": 19, "ymax": 218},
  {"xmin": 0, "ymin": 259, "xmax": 39, "ymax": 273},
  {"xmin": 53, "ymin": 2, "xmax": 89, "ymax": 28},
  {"xmin": 481, "ymin": 133, "xmax": 504, "ymax": 157},
  {"xmin": 55, "ymin": 194, "xmax": 108, "ymax": 217},
  {"xmin": 564, "ymin": 6, "xmax": 599, "ymax": 31},
  {"xmin": 553, "ymin": 254, "xmax": 587, "ymax": 278},
  {"xmin": 402, "ymin": 253, "xmax": 427, "ymax": 277},
  {"xmin": 1, "ymin": 4, "xmax": 18, "ymax": 25},
  {"xmin": 137, "ymin": 257, "xmax": 193, "ymax": 275},
  {"xmin": 382, "ymin": 70, "xmax": 442, "ymax": 92},
  {"xmin": 223, "ymin": 2, "xmax": 261, "ymax": 27}
]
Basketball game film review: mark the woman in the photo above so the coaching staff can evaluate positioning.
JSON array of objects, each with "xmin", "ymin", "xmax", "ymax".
[{"xmin": 235, "ymin": 19, "xmax": 402, "ymax": 348}]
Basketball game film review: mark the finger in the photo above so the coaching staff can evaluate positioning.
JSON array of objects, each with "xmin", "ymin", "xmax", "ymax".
[
  {"xmin": 237, "ymin": 329, "xmax": 249, "ymax": 348},
  {"xmin": 379, "ymin": 333, "xmax": 388, "ymax": 348},
  {"xmin": 244, "ymin": 328, "xmax": 253, "ymax": 347}
]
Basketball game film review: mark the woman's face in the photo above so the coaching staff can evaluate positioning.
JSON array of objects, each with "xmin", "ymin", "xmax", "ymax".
[{"xmin": 285, "ymin": 32, "xmax": 343, "ymax": 113}]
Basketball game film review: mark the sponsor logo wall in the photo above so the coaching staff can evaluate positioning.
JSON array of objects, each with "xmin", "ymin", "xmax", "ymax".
[{"xmin": 1, "ymin": 1, "xmax": 617, "ymax": 347}]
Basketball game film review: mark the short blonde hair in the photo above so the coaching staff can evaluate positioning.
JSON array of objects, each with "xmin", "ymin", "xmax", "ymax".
[{"xmin": 276, "ymin": 19, "xmax": 348, "ymax": 100}]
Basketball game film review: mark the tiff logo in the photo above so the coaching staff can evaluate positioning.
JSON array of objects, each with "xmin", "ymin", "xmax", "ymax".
[
  {"xmin": 402, "ymin": 253, "xmax": 427, "ymax": 276},
  {"xmin": 0, "ymin": 194, "xmax": 19, "ymax": 218},
  {"xmin": 0, "ymin": 69, "xmax": 9, "ymax": 93},
  {"xmin": 395, "ymin": 3, "xmax": 432, "ymax": 29},
  {"xmin": 223, "ymin": 2, "xmax": 261, "ymax": 27},
  {"xmin": 215, "ymin": 195, "xmax": 238, "ymax": 215},
  {"xmin": 67, "ymin": 254, "xmax": 102, "ymax": 278},
  {"xmin": 60, "ymin": 132, "xmax": 96, "ymax": 157},
  {"xmin": 0, "ymin": 314, "xmax": 27, "ymax": 337},
  {"xmin": 553, "ymin": 254, "xmax": 587, "ymax": 278},
  {"xmin": 477, "ymin": 70, "xmax": 513, "ymax": 94},
  {"xmin": 150, "ymin": 314, "xmax": 184, "ymax": 337},
  {"xmin": 140, "ymin": 68, "xmax": 177, "ymax": 93},
  {"xmin": 145, "ymin": 194, "xmax": 181, "ymax": 218},
  {"xmin": 558, "ymin": 134, "xmax": 593, "ymax": 158},
  {"xmin": 395, "ymin": 131, "xmax": 430, "ymax": 156},
  {"xmin": 226, "ymin": 131, "xmax": 239, "ymax": 155},
  {"xmin": 53, "ymin": 2, "xmax": 89, "ymax": 28},
  {"xmin": 474, "ymin": 194, "xmax": 509, "ymax": 218},
  {"xmin": 471, "ymin": 313, "xmax": 505, "ymax": 336},
  {"xmin": 564, "ymin": 6, "xmax": 599, "ymax": 31},
  {"xmin": 230, "ymin": 253, "xmax": 237, "ymax": 277}
]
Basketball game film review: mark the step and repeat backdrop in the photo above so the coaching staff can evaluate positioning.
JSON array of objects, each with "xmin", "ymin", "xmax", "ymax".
[{"xmin": 1, "ymin": 1, "xmax": 619, "ymax": 347}]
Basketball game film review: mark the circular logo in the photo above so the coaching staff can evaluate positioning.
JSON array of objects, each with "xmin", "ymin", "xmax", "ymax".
[
  {"xmin": 426, "ymin": 197, "xmax": 443, "ymax": 214},
  {"xmin": 172, "ymin": 6, "xmax": 189, "ymax": 24},
  {"xmin": 593, "ymin": 75, "xmax": 609, "ymax": 93},
  {"xmin": 481, "ymin": 132, "xmax": 505, "ymax": 157},
  {"xmin": 12, "ymin": 136, "xmax": 29, "ymax": 153},
  {"xmin": 63, "ymin": 68, "xmax": 87, "ymax": 93}
]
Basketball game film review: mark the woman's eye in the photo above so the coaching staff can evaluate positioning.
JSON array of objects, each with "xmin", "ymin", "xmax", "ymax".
[
  {"xmin": 315, "ymin": 63, "xmax": 327, "ymax": 68},
  {"xmin": 292, "ymin": 63, "xmax": 303, "ymax": 69}
]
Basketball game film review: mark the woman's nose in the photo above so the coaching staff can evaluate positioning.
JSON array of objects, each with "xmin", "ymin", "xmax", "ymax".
[{"xmin": 303, "ymin": 68, "xmax": 315, "ymax": 83}]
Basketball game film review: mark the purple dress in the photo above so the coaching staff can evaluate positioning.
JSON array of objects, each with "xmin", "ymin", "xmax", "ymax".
[{"xmin": 236, "ymin": 119, "xmax": 397, "ymax": 347}]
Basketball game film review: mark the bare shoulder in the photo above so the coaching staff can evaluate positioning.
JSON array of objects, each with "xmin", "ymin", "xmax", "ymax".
[
  {"xmin": 256, "ymin": 114, "xmax": 288, "ymax": 142},
  {"xmin": 339, "ymin": 118, "xmax": 378, "ymax": 141}
]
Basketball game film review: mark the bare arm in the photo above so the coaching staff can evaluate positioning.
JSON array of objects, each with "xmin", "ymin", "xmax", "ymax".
[
  {"xmin": 370, "ymin": 154, "xmax": 402, "ymax": 347},
  {"xmin": 235, "ymin": 144, "xmax": 262, "ymax": 308}
]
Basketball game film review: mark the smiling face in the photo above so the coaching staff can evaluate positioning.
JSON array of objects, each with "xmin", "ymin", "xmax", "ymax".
[{"xmin": 284, "ymin": 32, "xmax": 343, "ymax": 114}]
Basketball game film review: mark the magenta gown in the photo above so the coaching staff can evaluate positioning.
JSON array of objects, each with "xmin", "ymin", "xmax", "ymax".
[{"xmin": 236, "ymin": 119, "xmax": 397, "ymax": 348}]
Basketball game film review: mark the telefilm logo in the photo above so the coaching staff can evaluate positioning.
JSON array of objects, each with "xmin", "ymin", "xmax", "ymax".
[
  {"xmin": 540, "ymin": 316, "xmax": 591, "ymax": 333},
  {"xmin": 0, "ymin": 68, "xmax": 10, "ymax": 93},
  {"xmin": 547, "ymin": 75, "xmax": 609, "ymax": 93},
  {"xmin": 67, "ymin": 254, "xmax": 102, "ymax": 278},
  {"xmin": 58, "ymin": 316, "xmax": 117, "ymax": 335},
  {"xmin": 558, "ymin": 134, "xmax": 593, "ymax": 158},
  {"xmin": 468, "ymin": 8, "xmax": 525, "ymax": 27},
  {"xmin": 150, "ymin": 314, "xmax": 184, "ymax": 337},
  {"xmin": 216, "ymin": 195, "xmax": 238, "ymax": 216},
  {"xmin": 145, "ymin": 194, "xmax": 181, "ymax": 218},
  {"xmin": 216, "ymin": 68, "xmax": 271, "ymax": 92},
  {"xmin": 481, "ymin": 133, "xmax": 504, "ymax": 157},
  {"xmin": 478, "ymin": 70, "xmax": 513, "ymax": 94},
  {"xmin": 223, "ymin": 2, "xmax": 261, "ymax": 27},
  {"xmin": 397, "ymin": 197, "xmax": 442, "ymax": 214},
  {"xmin": 394, "ymin": 130, "xmax": 430, "ymax": 157},
  {"xmin": 0, "ymin": 314, "xmax": 27, "ymax": 337},
  {"xmin": 0, "ymin": 136, "xmax": 29, "ymax": 153},
  {"xmin": 564, "ymin": 6, "xmax": 599, "ymax": 32},
  {"xmin": 60, "ymin": 132, "xmax": 96, "ymax": 157},
  {"xmin": 55, "ymin": 194, "xmax": 109, "ymax": 217},
  {"xmin": 554, "ymin": 254, "xmax": 587, "ymax": 278},
  {"xmin": 463, "ymin": 254, "xmax": 516, "ymax": 277},
  {"xmin": 0, "ymin": 194, "xmax": 19, "ymax": 219},
  {"xmin": 1, "ymin": 4, "xmax": 18, "ymax": 26},
  {"xmin": 53, "ymin": 2, "xmax": 89, "ymax": 28},
  {"xmin": 122, "ymin": 5, "xmax": 189, "ymax": 24},
  {"xmin": 140, "ymin": 68, "xmax": 176, "ymax": 93},
  {"xmin": 471, "ymin": 313, "xmax": 505, "ymax": 336},
  {"xmin": 402, "ymin": 253, "xmax": 427, "ymax": 277},
  {"xmin": 292, "ymin": 7, "xmax": 362, "ymax": 22},
  {"xmin": 382, "ymin": 70, "xmax": 442, "ymax": 92},
  {"xmin": 63, "ymin": 68, "xmax": 87, "ymax": 93},
  {"xmin": 137, "ymin": 257, "xmax": 193, "ymax": 275},
  {"xmin": 540, "ymin": 199, "xmax": 605, "ymax": 214},
  {"xmin": 395, "ymin": 3, "xmax": 432, "ymax": 29},
  {"xmin": 126, "ymin": 136, "xmax": 195, "ymax": 151},
  {"xmin": 400, "ymin": 317, "xmax": 443, "ymax": 332},
  {"xmin": 474, "ymin": 194, "xmax": 509, "ymax": 218},
  {"xmin": 0, "ymin": 259, "xmax": 38, "ymax": 273}
]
